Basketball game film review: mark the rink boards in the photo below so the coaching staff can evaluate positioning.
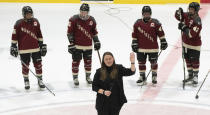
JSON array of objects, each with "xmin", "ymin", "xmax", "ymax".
[{"xmin": 0, "ymin": 0, "xmax": 206, "ymax": 4}]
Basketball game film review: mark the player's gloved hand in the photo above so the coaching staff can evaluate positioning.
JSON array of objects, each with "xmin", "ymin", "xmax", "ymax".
[
  {"xmin": 178, "ymin": 23, "xmax": 188, "ymax": 31},
  {"xmin": 68, "ymin": 44, "xmax": 76, "ymax": 54},
  {"xmin": 40, "ymin": 44, "xmax": 47, "ymax": 56},
  {"xmin": 176, "ymin": 8, "xmax": 183, "ymax": 15},
  {"xmin": 131, "ymin": 40, "xmax": 138, "ymax": 53},
  {"xmin": 160, "ymin": 39, "xmax": 168, "ymax": 50},
  {"xmin": 175, "ymin": 7, "xmax": 183, "ymax": 19},
  {"xmin": 10, "ymin": 44, "xmax": 18, "ymax": 57},
  {"xmin": 94, "ymin": 42, "xmax": 101, "ymax": 50},
  {"xmin": 177, "ymin": 8, "xmax": 183, "ymax": 15}
]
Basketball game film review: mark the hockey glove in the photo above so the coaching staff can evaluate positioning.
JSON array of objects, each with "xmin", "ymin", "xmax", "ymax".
[
  {"xmin": 10, "ymin": 44, "xmax": 18, "ymax": 57},
  {"xmin": 177, "ymin": 8, "xmax": 183, "ymax": 15},
  {"xmin": 175, "ymin": 8, "xmax": 183, "ymax": 19},
  {"xmin": 178, "ymin": 23, "xmax": 188, "ymax": 31},
  {"xmin": 160, "ymin": 39, "xmax": 168, "ymax": 50},
  {"xmin": 40, "ymin": 44, "xmax": 47, "ymax": 56},
  {"xmin": 68, "ymin": 44, "xmax": 76, "ymax": 54},
  {"xmin": 94, "ymin": 42, "xmax": 101, "ymax": 50},
  {"xmin": 131, "ymin": 40, "xmax": 138, "ymax": 53},
  {"xmin": 93, "ymin": 36, "xmax": 101, "ymax": 50}
]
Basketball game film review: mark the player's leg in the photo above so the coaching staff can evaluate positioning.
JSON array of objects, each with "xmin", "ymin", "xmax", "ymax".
[
  {"xmin": 136, "ymin": 52, "xmax": 147, "ymax": 86},
  {"xmin": 20, "ymin": 53, "xmax": 31, "ymax": 90},
  {"xmin": 32, "ymin": 51, "xmax": 45, "ymax": 88},
  {"xmin": 72, "ymin": 49, "xmax": 82, "ymax": 86},
  {"xmin": 148, "ymin": 52, "xmax": 158, "ymax": 84},
  {"xmin": 83, "ymin": 49, "xmax": 93, "ymax": 84}
]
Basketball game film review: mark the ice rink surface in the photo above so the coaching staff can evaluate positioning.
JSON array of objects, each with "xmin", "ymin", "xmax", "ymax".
[{"xmin": 0, "ymin": 2, "xmax": 210, "ymax": 115}]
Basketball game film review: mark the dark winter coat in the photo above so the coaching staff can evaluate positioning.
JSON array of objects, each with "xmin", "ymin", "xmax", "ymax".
[{"xmin": 92, "ymin": 64, "xmax": 135, "ymax": 110}]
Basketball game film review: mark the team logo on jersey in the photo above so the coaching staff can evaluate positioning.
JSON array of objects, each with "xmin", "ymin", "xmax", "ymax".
[
  {"xmin": 21, "ymin": 27, "xmax": 38, "ymax": 40},
  {"xmin": 34, "ymin": 22, "xmax": 37, "ymax": 26},
  {"xmin": 89, "ymin": 21, "xmax": 93, "ymax": 26},
  {"xmin": 193, "ymin": 26, "xmax": 199, "ymax": 33},
  {"xmin": 77, "ymin": 24, "xmax": 92, "ymax": 40},
  {"xmin": 138, "ymin": 27, "xmax": 154, "ymax": 42},
  {"xmin": 150, "ymin": 23, "xmax": 155, "ymax": 27}
]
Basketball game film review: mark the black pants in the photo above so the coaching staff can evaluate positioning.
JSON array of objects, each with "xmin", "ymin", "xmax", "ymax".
[{"xmin": 97, "ymin": 106, "xmax": 122, "ymax": 115}]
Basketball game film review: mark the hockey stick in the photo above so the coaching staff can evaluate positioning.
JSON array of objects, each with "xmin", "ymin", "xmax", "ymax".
[
  {"xmin": 182, "ymin": 47, "xmax": 186, "ymax": 90},
  {"xmin": 17, "ymin": 56, "xmax": 55, "ymax": 96},
  {"xmin": 97, "ymin": 50, "xmax": 102, "ymax": 65},
  {"xmin": 178, "ymin": 8, "xmax": 186, "ymax": 90},
  {"xmin": 195, "ymin": 70, "xmax": 210, "ymax": 99}
]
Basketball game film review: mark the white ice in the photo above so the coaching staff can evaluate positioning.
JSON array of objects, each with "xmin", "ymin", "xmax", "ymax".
[{"xmin": 0, "ymin": 2, "xmax": 210, "ymax": 115}]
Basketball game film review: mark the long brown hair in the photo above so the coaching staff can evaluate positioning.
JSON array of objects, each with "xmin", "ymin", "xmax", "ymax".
[{"xmin": 100, "ymin": 52, "xmax": 118, "ymax": 81}]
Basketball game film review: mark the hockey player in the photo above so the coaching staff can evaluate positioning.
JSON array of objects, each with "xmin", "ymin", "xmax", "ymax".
[
  {"xmin": 67, "ymin": 3, "xmax": 101, "ymax": 86},
  {"xmin": 10, "ymin": 6, "xmax": 47, "ymax": 90},
  {"xmin": 132, "ymin": 6, "xmax": 168, "ymax": 86},
  {"xmin": 175, "ymin": 2, "xmax": 202, "ymax": 86}
]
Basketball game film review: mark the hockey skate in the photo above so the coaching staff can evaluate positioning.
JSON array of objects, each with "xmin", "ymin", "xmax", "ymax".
[
  {"xmin": 24, "ymin": 77, "xmax": 30, "ymax": 90},
  {"xmin": 152, "ymin": 72, "xmax": 157, "ymax": 85},
  {"xmin": 38, "ymin": 77, "xmax": 45, "ymax": 89},
  {"xmin": 86, "ymin": 76, "xmax": 93, "ymax": 84},
  {"xmin": 136, "ymin": 73, "xmax": 147, "ymax": 86},
  {"xmin": 183, "ymin": 70, "xmax": 193, "ymax": 84},
  {"xmin": 192, "ymin": 71, "xmax": 198, "ymax": 87},
  {"xmin": 192, "ymin": 76, "xmax": 198, "ymax": 87},
  {"xmin": 73, "ymin": 76, "xmax": 79, "ymax": 86}
]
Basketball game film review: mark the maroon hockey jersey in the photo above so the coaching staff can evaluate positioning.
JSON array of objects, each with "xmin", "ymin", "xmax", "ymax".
[
  {"xmin": 132, "ymin": 18, "xmax": 165, "ymax": 53},
  {"xmin": 175, "ymin": 12, "xmax": 202, "ymax": 51},
  {"xmin": 67, "ymin": 15, "xmax": 98, "ymax": 50},
  {"xmin": 11, "ymin": 18, "xmax": 43, "ymax": 54}
]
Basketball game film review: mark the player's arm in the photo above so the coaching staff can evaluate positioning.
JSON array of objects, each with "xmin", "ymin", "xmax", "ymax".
[
  {"xmin": 175, "ymin": 8, "xmax": 184, "ymax": 21},
  {"xmin": 10, "ymin": 20, "xmax": 20, "ymax": 57},
  {"xmin": 91, "ymin": 17, "xmax": 101, "ymax": 51},
  {"xmin": 67, "ymin": 16, "xmax": 77, "ymax": 45},
  {"xmin": 154, "ymin": 19, "xmax": 168, "ymax": 50},
  {"xmin": 67, "ymin": 16, "xmax": 76, "ymax": 54},
  {"xmin": 35, "ymin": 19, "xmax": 47, "ymax": 57},
  {"xmin": 131, "ymin": 20, "xmax": 139, "ymax": 53},
  {"xmin": 178, "ymin": 17, "xmax": 202, "ymax": 39}
]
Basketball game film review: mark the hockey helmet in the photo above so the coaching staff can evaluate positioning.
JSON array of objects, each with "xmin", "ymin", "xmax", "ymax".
[{"xmin": 80, "ymin": 3, "xmax": 89, "ymax": 12}]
